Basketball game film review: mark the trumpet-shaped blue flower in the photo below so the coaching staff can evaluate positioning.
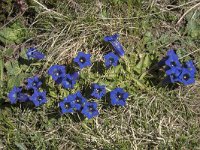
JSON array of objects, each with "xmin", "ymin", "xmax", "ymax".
[
  {"xmin": 26, "ymin": 76, "xmax": 42, "ymax": 90},
  {"xmin": 73, "ymin": 91, "xmax": 87, "ymax": 111},
  {"xmin": 81, "ymin": 102, "xmax": 99, "ymax": 119},
  {"xmin": 59, "ymin": 94, "xmax": 75, "ymax": 114},
  {"xmin": 26, "ymin": 47, "xmax": 45, "ymax": 60},
  {"xmin": 165, "ymin": 50, "xmax": 181, "ymax": 68},
  {"xmin": 91, "ymin": 84, "xmax": 106, "ymax": 99},
  {"xmin": 110, "ymin": 88, "xmax": 129, "ymax": 106},
  {"xmin": 61, "ymin": 74, "xmax": 76, "ymax": 89},
  {"xmin": 177, "ymin": 68, "xmax": 195, "ymax": 85},
  {"xmin": 29, "ymin": 90, "xmax": 47, "ymax": 107},
  {"xmin": 8, "ymin": 87, "xmax": 29, "ymax": 104},
  {"xmin": 48, "ymin": 65, "xmax": 66, "ymax": 82},
  {"xmin": 104, "ymin": 52, "xmax": 119, "ymax": 68},
  {"xmin": 165, "ymin": 67, "xmax": 182, "ymax": 83},
  {"xmin": 104, "ymin": 33, "xmax": 125, "ymax": 56},
  {"xmin": 73, "ymin": 52, "xmax": 92, "ymax": 69}
]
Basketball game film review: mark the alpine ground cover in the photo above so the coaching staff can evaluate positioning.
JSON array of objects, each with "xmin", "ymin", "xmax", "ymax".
[{"xmin": 0, "ymin": 0, "xmax": 200, "ymax": 149}]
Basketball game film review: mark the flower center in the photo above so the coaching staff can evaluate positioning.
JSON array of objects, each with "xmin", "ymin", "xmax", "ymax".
[
  {"xmin": 170, "ymin": 61, "xmax": 177, "ymax": 67},
  {"xmin": 32, "ymin": 82, "xmax": 36, "ymax": 86},
  {"xmin": 89, "ymin": 106, "xmax": 94, "ymax": 112},
  {"xmin": 109, "ymin": 58, "xmax": 114, "ymax": 64},
  {"xmin": 80, "ymin": 57, "xmax": 86, "ymax": 63},
  {"xmin": 38, "ymin": 96, "xmax": 43, "ymax": 101},
  {"xmin": 95, "ymin": 88, "xmax": 101, "ymax": 93},
  {"xmin": 183, "ymin": 74, "xmax": 190, "ymax": 81},
  {"xmin": 117, "ymin": 93, "xmax": 123, "ymax": 99},
  {"xmin": 65, "ymin": 103, "xmax": 70, "ymax": 108},
  {"xmin": 13, "ymin": 93, "xmax": 17, "ymax": 98},
  {"xmin": 54, "ymin": 70, "xmax": 61, "ymax": 76},
  {"xmin": 75, "ymin": 97, "xmax": 82, "ymax": 104}
]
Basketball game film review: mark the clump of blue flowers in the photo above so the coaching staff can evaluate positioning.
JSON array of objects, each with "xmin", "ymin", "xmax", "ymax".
[
  {"xmin": 8, "ymin": 76, "xmax": 47, "ymax": 107},
  {"xmin": 159, "ymin": 49, "xmax": 197, "ymax": 85},
  {"xmin": 8, "ymin": 86, "xmax": 29, "ymax": 104},
  {"xmin": 48, "ymin": 65, "xmax": 79, "ymax": 89},
  {"xmin": 59, "ymin": 91, "xmax": 99, "ymax": 119},
  {"xmin": 8, "ymin": 34, "xmax": 197, "ymax": 121}
]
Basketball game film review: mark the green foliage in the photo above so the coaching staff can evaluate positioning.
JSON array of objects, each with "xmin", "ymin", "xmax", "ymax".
[
  {"xmin": 0, "ymin": 22, "xmax": 28, "ymax": 44},
  {"xmin": 186, "ymin": 11, "xmax": 200, "ymax": 39}
]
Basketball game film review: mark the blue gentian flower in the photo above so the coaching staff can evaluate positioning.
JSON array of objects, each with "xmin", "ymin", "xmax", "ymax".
[
  {"xmin": 91, "ymin": 84, "xmax": 106, "ymax": 99},
  {"xmin": 73, "ymin": 91, "xmax": 87, "ymax": 111},
  {"xmin": 165, "ymin": 67, "xmax": 182, "ymax": 83},
  {"xmin": 104, "ymin": 33, "xmax": 125, "ymax": 57},
  {"xmin": 110, "ymin": 88, "xmax": 129, "ymax": 106},
  {"xmin": 59, "ymin": 94, "xmax": 75, "ymax": 114},
  {"xmin": 61, "ymin": 74, "xmax": 76, "ymax": 89},
  {"xmin": 73, "ymin": 52, "xmax": 92, "ymax": 69},
  {"xmin": 81, "ymin": 102, "xmax": 99, "ymax": 119},
  {"xmin": 26, "ymin": 47, "xmax": 45, "ymax": 60},
  {"xmin": 48, "ymin": 65, "xmax": 66, "ymax": 82},
  {"xmin": 165, "ymin": 49, "xmax": 181, "ymax": 68},
  {"xmin": 177, "ymin": 68, "xmax": 195, "ymax": 85},
  {"xmin": 8, "ymin": 86, "xmax": 29, "ymax": 104},
  {"xmin": 29, "ymin": 90, "xmax": 47, "ymax": 107},
  {"xmin": 26, "ymin": 76, "xmax": 42, "ymax": 90},
  {"xmin": 104, "ymin": 52, "xmax": 119, "ymax": 68},
  {"xmin": 184, "ymin": 60, "xmax": 196, "ymax": 75}
]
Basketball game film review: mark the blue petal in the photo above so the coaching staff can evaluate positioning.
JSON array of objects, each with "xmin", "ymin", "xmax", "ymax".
[
  {"xmin": 184, "ymin": 60, "xmax": 196, "ymax": 75},
  {"xmin": 104, "ymin": 34, "xmax": 125, "ymax": 56},
  {"xmin": 8, "ymin": 86, "xmax": 22, "ymax": 104},
  {"xmin": 117, "ymin": 100, "xmax": 126, "ymax": 106},
  {"xmin": 26, "ymin": 47, "xmax": 45, "ymax": 60}
]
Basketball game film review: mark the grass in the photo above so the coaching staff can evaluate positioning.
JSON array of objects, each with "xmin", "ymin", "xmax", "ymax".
[{"xmin": 0, "ymin": 0, "xmax": 200, "ymax": 149}]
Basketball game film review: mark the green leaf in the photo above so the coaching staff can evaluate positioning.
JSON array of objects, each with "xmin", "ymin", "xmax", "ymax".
[
  {"xmin": 7, "ymin": 76, "xmax": 21, "ymax": 89},
  {"xmin": 186, "ymin": 11, "xmax": 200, "ymax": 39},
  {"xmin": 7, "ymin": 73, "xmax": 28, "ymax": 90},
  {"xmin": 134, "ymin": 55, "xmax": 145, "ymax": 74},
  {"xmin": 0, "ymin": 22, "xmax": 28, "ymax": 44},
  {"xmin": 5, "ymin": 60, "xmax": 21, "ymax": 76},
  {"xmin": 3, "ymin": 48, "xmax": 13, "ymax": 57},
  {"xmin": 15, "ymin": 142, "xmax": 27, "ymax": 150},
  {"xmin": 0, "ymin": 57, "xmax": 3, "ymax": 82},
  {"xmin": 143, "ymin": 54, "xmax": 151, "ymax": 68}
]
